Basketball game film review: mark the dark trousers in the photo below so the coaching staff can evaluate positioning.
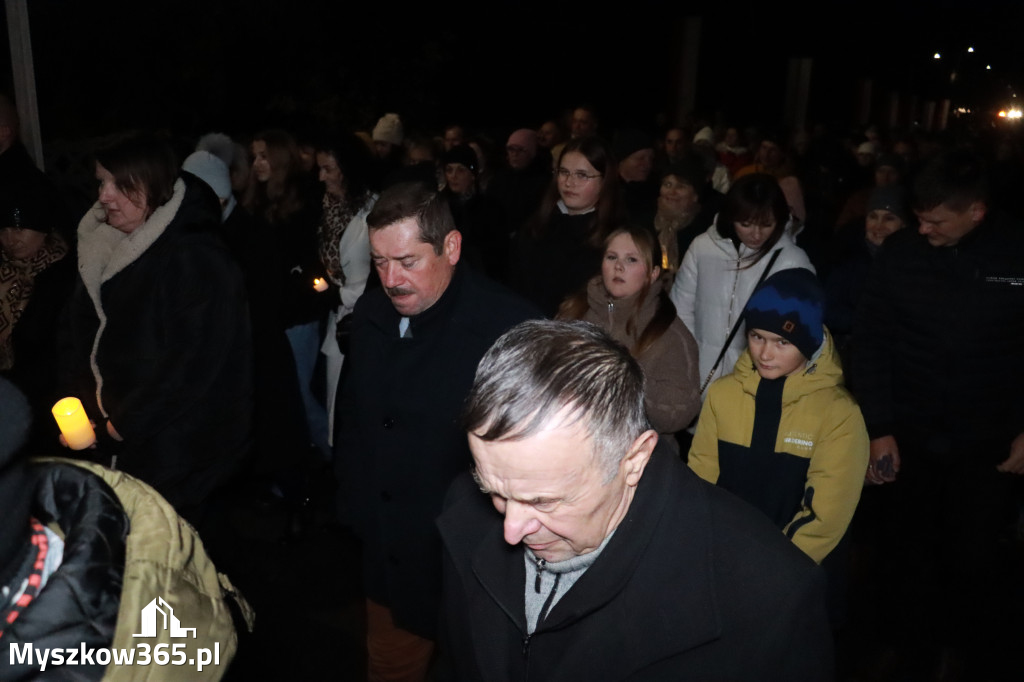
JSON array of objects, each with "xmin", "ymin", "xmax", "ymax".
[{"xmin": 874, "ymin": 444, "xmax": 1022, "ymax": 679}]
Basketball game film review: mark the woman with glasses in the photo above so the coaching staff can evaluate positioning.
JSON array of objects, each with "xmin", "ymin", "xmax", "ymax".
[{"xmin": 513, "ymin": 136, "xmax": 624, "ymax": 316}]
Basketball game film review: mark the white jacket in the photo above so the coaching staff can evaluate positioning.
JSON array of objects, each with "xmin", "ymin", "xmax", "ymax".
[{"xmin": 669, "ymin": 219, "xmax": 814, "ymax": 396}]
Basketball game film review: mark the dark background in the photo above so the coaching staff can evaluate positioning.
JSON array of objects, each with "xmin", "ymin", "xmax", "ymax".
[{"xmin": 3, "ymin": 0, "xmax": 1023, "ymax": 140}]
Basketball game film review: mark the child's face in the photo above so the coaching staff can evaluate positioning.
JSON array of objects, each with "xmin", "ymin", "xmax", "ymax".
[{"xmin": 747, "ymin": 328, "xmax": 807, "ymax": 380}]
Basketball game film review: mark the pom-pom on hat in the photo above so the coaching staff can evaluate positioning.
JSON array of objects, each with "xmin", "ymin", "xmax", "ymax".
[{"xmin": 743, "ymin": 268, "xmax": 824, "ymax": 361}]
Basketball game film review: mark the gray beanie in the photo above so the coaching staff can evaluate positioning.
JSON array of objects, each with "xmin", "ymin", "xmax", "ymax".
[{"xmin": 183, "ymin": 151, "xmax": 232, "ymax": 200}]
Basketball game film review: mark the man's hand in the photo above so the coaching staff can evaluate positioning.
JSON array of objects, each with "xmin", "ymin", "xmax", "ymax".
[
  {"xmin": 996, "ymin": 432, "xmax": 1024, "ymax": 474},
  {"xmin": 865, "ymin": 435, "xmax": 900, "ymax": 485}
]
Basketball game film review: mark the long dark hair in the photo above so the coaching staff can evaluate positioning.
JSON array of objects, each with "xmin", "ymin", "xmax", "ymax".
[
  {"xmin": 530, "ymin": 136, "xmax": 623, "ymax": 248},
  {"xmin": 243, "ymin": 129, "xmax": 305, "ymax": 224},
  {"xmin": 717, "ymin": 173, "xmax": 789, "ymax": 267},
  {"xmin": 558, "ymin": 225, "xmax": 677, "ymax": 357},
  {"xmin": 316, "ymin": 131, "xmax": 374, "ymax": 212}
]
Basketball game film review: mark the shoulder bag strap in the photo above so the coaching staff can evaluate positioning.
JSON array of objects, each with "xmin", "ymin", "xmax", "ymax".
[{"xmin": 699, "ymin": 248, "xmax": 784, "ymax": 393}]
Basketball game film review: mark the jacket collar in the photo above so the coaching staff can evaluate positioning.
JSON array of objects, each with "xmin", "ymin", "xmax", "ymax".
[
  {"xmin": 465, "ymin": 442, "xmax": 723, "ymax": 674},
  {"xmin": 733, "ymin": 326, "xmax": 843, "ymax": 404},
  {"xmin": 365, "ymin": 263, "xmax": 466, "ymax": 337},
  {"xmin": 77, "ymin": 178, "xmax": 186, "ymax": 311}
]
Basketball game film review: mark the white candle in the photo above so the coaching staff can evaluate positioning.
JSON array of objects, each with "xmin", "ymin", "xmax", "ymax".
[
  {"xmin": 52, "ymin": 397, "xmax": 96, "ymax": 450},
  {"xmin": 313, "ymin": 278, "xmax": 329, "ymax": 292}
]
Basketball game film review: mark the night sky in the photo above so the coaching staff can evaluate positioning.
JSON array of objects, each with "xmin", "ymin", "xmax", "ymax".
[{"xmin": 3, "ymin": 0, "xmax": 1023, "ymax": 141}]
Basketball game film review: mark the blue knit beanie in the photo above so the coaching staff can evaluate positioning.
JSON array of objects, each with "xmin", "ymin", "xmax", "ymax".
[{"xmin": 743, "ymin": 269, "xmax": 824, "ymax": 360}]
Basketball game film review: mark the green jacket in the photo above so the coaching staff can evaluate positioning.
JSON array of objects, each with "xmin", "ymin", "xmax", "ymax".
[
  {"xmin": 688, "ymin": 329, "xmax": 869, "ymax": 563},
  {"xmin": 9, "ymin": 459, "xmax": 253, "ymax": 681}
]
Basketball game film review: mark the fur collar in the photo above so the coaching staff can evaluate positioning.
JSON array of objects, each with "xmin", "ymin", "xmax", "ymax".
[
  {"xmin": 76, "ymin": 178, "xmax": 185, "ymax": 417},
  {"xmin": 77, "ymin": 178, "xmax": 185, "ymax": 311}
]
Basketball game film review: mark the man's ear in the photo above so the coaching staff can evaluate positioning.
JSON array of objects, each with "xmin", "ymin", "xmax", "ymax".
[
  {"xmin": 444, "ymin": 229, "xmax": 462, "ymax": 265},
  {"xmin": 968, "ymin": 201, "xmax": 987, "ymax": 226},
  {"xmin": 621, "ymin": 430, "xmax": 658, "ymax": 487}
]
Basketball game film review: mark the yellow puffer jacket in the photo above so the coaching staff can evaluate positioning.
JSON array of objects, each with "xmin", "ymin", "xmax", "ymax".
[{"xmin": 688, "ymin": 328, "xmax": 869, "ymax": 563}]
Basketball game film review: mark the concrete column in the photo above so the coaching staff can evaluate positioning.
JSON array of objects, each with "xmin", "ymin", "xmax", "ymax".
[
  {"xmin": 5, "ymin": 0, "xmax": 43, "ymax": 169},
  {"xmin": 673, "ymin": 16, "xmax": 701, "ymax": 125},
  {"xmin": 784, "ymin": 57, "xmax": 813, "ymax": 131}
]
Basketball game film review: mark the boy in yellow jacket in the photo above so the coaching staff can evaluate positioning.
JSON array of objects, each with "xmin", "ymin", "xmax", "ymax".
[{"xmin": 688, "ymin": 268, "xmax": 869, "ymax": 565}]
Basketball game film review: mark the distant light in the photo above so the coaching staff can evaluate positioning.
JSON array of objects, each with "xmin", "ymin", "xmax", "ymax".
[
  {"xmin": 987, "ymin": 65, "xmax": 992, "ymax": 70},
  {"xmin": 1009, "ymin": 108, "xmax": 1023, "ymax": 119},
  {"xmin": 968, "ymin": 47, "xmax": 974, "ymax": 53},
  {"xmin": 999, "ymin": 111, "xmax": 1007, "ymax": 117},
  {"xmin": 933, "ymin": 52, "xmax": 941, "ymax": 59}
]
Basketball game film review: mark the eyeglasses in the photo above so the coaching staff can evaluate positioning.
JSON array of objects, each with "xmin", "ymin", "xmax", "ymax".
[
  {"xmin": 557, "ymin": 168, "xmax": 602, "ymax": 182},
  {"xmin": 506, "ymin": 145, "xmax": 528, "ymax": 154}
]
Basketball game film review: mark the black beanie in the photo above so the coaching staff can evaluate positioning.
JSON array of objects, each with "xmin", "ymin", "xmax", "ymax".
[{"xmin": 743, "ymin": 269, "xmax": 824, "ymax": 360}]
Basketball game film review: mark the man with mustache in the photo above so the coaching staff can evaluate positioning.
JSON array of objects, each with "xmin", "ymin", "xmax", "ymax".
[{"xmin": 334, "ymin": 181, "xmax": 537, "ymax": 681}]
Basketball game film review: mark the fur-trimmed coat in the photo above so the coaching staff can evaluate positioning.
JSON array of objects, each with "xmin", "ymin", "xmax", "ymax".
[{"xmin": 61, "ymin": 174, "xmax": 252, "ymax": 519}]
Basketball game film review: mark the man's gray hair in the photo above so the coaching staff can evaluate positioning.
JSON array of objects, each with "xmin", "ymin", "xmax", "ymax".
[{"xmin": 464, "ymin": 320, "xmax": 649, "ymax": 481}]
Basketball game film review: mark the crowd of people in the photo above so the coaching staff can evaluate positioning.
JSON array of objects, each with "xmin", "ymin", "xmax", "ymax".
[{"xmin": 2, "ymin": 92, "xmax": 1024, "ymax": 681}]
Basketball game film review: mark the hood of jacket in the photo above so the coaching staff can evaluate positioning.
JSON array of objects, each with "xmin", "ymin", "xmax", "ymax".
[
  {"xmin": 585, "ymin": 275, "xmax": 664, "ymax": 344},
  {"xmin": 731, "ymin": 326, "xmax": 843, "ymax": 405},
  {"xmin": 706, "ymin": 213, "xmax": 801, "ymax": 263}
]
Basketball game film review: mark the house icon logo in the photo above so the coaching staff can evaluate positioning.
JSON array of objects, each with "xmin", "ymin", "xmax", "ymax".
[{"xmin": 132, "ymin": 597, "xmax": 197, "ymax": 638}]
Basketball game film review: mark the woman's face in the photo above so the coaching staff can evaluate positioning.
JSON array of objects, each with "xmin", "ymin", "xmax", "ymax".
[
  {"xmin": 758, "ymin": 141, "xmax": 783, "ymax": 168},
  {"xmin": 251, "ymin": 140, "xmax": 271, "ymax": 183},
  {"xmin": 317, "ymin": 152, "xmax": 345, "ymax": 198},
  {"xmin": 444, "ymin": 163, "xmax": 475, "ymax": 196},
  {"xmin": 658, "ymin": 175, "xmax": 699, "ymax": 214},
  {"xmin": 734, "ymin": 219, "xmax": 776, "ymax": 250},
  {"xmin": 865, "ymin": 209, "xmax": 904, "ymax": 246},
  {"xmin": 558, "ymin": 151, "xmax": 603, "ymax": 215},
  {"xmin": 96, "ymin": 162, "xmax": 149, "ymax": 234},
  {"xmin": 0, "ymin": 227, "xmax": 46, "ymax": 261},
  {"xmin": 602, "ymin": 232, "xmax": 657, "ymax": 300}
]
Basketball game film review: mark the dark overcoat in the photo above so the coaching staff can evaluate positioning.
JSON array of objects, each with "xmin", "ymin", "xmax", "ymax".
[
  {"xmin": 438, "ymin": 442, "xmax": 834, "ymax": 681},
  {"xmin": 335, "ymin": 264, "xmax": 538, "ymax": 638}
]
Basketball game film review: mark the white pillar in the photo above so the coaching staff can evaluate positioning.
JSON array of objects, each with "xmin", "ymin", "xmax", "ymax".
[{"xmin": 6, "ymin": 0, "xmax": 43, "ymax": 170}]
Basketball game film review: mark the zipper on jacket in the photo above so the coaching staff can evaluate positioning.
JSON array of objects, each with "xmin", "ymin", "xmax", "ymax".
[
  {"xmin": 534, "ymin": 557, "xmax": 546, "ymax": 592},
  {"xmin": 522, "ymin": 633, "xmax": 532, "ymax": 682},
  {"xmin": 606, "ymin": 300, "xmax": 614, "ymax": 327}
]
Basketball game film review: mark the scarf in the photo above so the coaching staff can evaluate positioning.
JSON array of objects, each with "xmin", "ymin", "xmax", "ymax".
[
  {"xmin": 318, "ymin": 190, "xmax": 370, "ymax": 287},
  {"xmin": 0, "ymin": 233, "xmax": 68, "ymax": 370}
]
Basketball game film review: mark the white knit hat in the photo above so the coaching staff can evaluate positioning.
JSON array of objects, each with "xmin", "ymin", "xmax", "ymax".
[{"xmin": 373, "ymin": 113, "xmax": 404, "ymax": 145}]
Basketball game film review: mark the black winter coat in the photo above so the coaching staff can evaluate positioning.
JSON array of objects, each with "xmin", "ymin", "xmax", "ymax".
[
  {"xmin": 335, "ymin": 265, "xmax": 538, "ymax": 638},
  {"xmin": 63, "ymin": 174, "xmax": 252, "ymax": 518},
  {"xmin": 851, "ymin": 212, "xmax": 1024, "ymax": 454},
  {"xmin": 3, "ymin": 463, "xmax": 127, "ymax": 682},
  {"xmin": 513, "ymin": 211, "xmax": 604, "ymax": 317},
  {"xmin": 437, "ymin": 443, "xmax": 833, "ymax": 681},
  {"xmin": 2, "ymin": 247, "xmax": 76, "ymax": 453}
]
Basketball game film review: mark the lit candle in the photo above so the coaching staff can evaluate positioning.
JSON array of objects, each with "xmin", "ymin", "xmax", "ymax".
[
  {"xmin": 52, "ymin": 397, "xmax": 96, "ymax": 450},
  {"xmin": 313, "ymin": 277, "xmax": 329, "ymax": 292}
]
